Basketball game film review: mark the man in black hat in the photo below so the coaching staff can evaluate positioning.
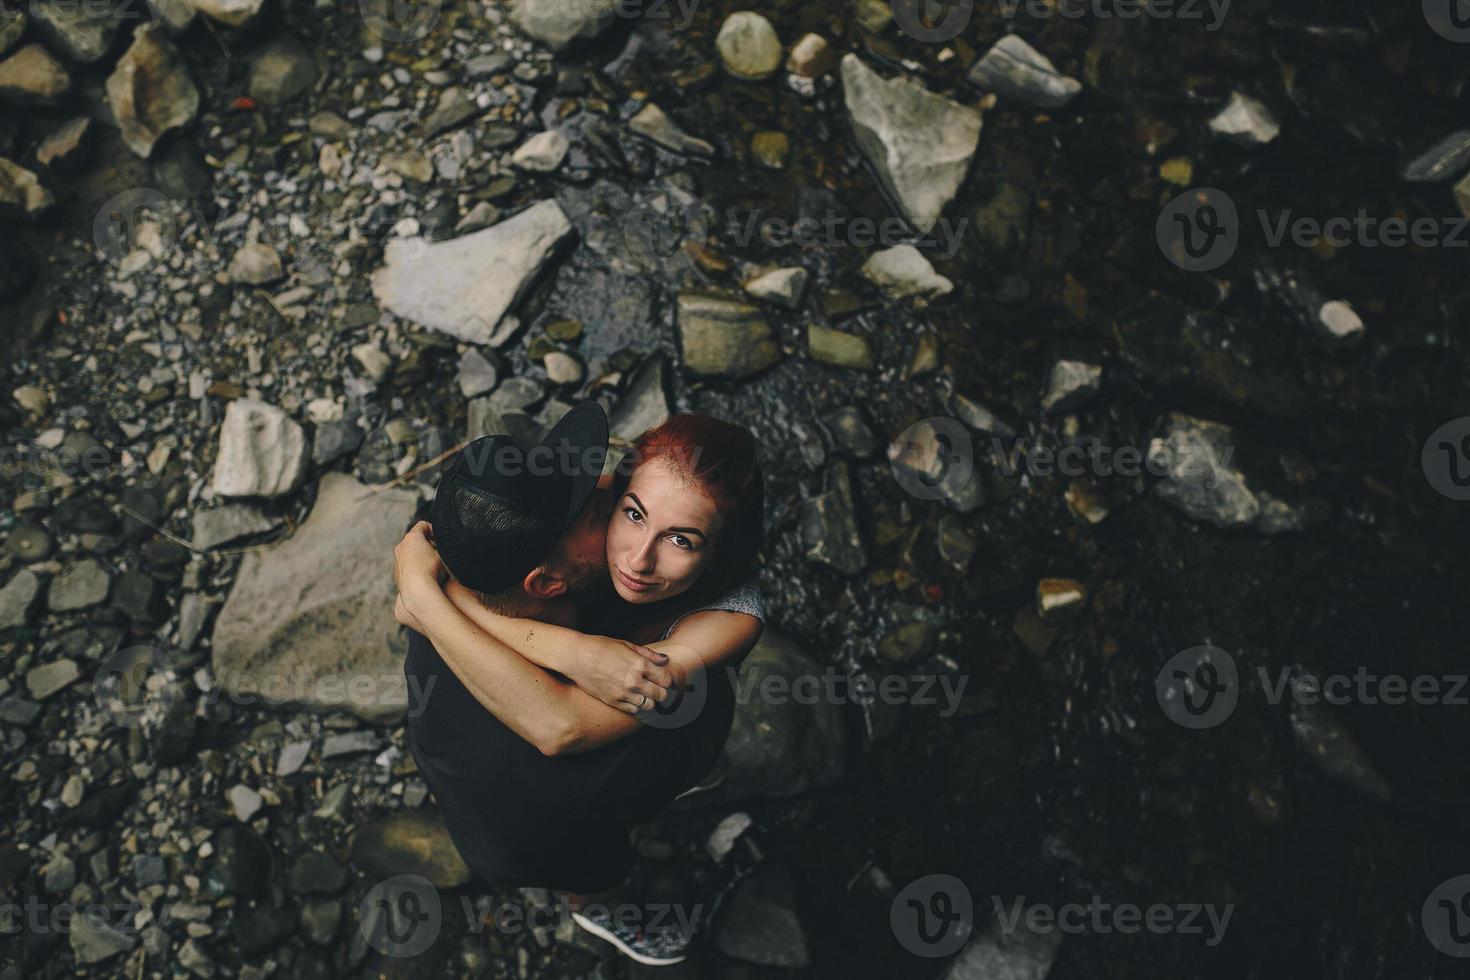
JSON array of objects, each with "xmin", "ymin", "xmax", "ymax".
[{"xmin": 394, "ymin": 401, "xmax": 691, "ymax": 932}]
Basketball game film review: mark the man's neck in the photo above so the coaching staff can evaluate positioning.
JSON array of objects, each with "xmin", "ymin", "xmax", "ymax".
[{"xmin": 444, "ymin": 580, "xmax": 582, "ymax": 629}]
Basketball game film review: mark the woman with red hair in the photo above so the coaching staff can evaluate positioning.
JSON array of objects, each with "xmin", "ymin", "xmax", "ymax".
[{"xmin": 394, "ymin": 411, "xmax": 765, "ymax": 966}]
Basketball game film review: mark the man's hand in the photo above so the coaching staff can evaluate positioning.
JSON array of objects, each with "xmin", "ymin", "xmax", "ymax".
[
  {"xmin": 394, "ymin": 521, "xmax": 449, "ymax": 623},
  {"xmin": 395, "ymin": 592, "xmax": 426, "ymax": 634}
]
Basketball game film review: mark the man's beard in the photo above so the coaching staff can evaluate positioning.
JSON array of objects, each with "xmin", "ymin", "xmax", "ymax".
[{"xmin": 562, "ymin": 554, "xmax": 614, "ymax": 602}]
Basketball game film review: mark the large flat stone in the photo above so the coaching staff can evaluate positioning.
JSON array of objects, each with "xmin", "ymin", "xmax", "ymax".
[
  {"xmin": 372, "ymin": 199, "xmax": 574, "ymax": 344},
  {"xmin": 211, "ymin": 474, "xmax": 415, "ymax": 723}
]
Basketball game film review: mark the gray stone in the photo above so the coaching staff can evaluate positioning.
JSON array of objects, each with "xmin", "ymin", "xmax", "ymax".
[
  {"xmin": 248, "ymin": 35, "xmax": 315, "ymax": 105},
  {"xmin": 106, "ymin": 25, "xmax": 199, "ymax": 158},
  {"xmin": 313, "ymin": 420, "xmax": 362, "ymax": 466},
  {"xmin": 211, "ymin": 399, "xmax": 307, "ymax": 499},
  {"xmin": 227, "ymin": 784, "xmax": 263, "ymax": 822},
  {"xmin": 289, "ymin": 852, "xmax": 347, "ymax": 895},
  {"xmin": 944, "ymin": 917, "xmax": 1062, "ymax": 980},
  {"xmin": 1040, "ymin": 359, "xmax": 1101, "ymax": 413},
  {"xmin": 1290, "ymin": 698, "xmax": 1392, "ymax": 801},
  {"xmin": 277, "ymin": 739, "xmax": 311, "ymax": 776},
  {"xmin": 0, "ymin": 44, "xmax": 71, "ymax": 108},
  {"xmin": 716, "ymin": 11, "xmax": 782, "ymax": 81},
  {"xmin": 178, "ymin": 938, "xmax": 214, "ymax": 977},
  {"xmin": 542, "ymin": 350, "xmax": 583, "ymax": 385},
  {"xmin": 176, "ymin": 592, "xmax": 216, "ymax": 650},
  {"xmin": 300, "ymin": 898, "xmax": 341, "ymax": 945},
  {"xmin": 608, "ymin": 356, "xmax": 671, "ymax": 444},
  {"xmin": 146, "ymin": 0, "xmax": 198, "ymax": 32},
  {"xmin": 111, "ymin": 570, "xmax": 167, "ymax": 623},
  {"xmin": 70, "ymin": 911, "xmax": 136, "ymax": 965},
  {"xmin": 211, "ymin": 474, "xmax": 415, "ymax": 722},
  {"xmin": 228, "ymin": 243, "xmax": 284, "ymax": 285},
  {"xmin": 1208, "ymin": 92, "xmax": 1280, "ymax": 147},
  {"xmin": 26, "ymin": 659, "xmax": 80, "ymax": 700},
  {"xmin": 0, "ymin": 696, "xmax": 41, "ymax": 725},
  {"xmin": 191, "ymin": 504, "xmax": 282, "ymax": 550},
  {"xmin": 49, "ymin": 559, "xmax": 111, "ymax": 612},
  {"xmin": 743, "ymin": 266, "xmax": 808, "ymax": 309},
  {"xmin": 628, "ymin": 103, "xmax": 714, "ymax": 157},
  {"xmin": 821, "ymin": 406, "xmax": 877, "ymax": 458},
  {"xmin": 888, "ymin": 417, "xmax": 985, "ymax": 513},
  {"xmin": 714, "ymin": 864, "xmax": 811, "ymax": 967},
  {"xmin": 31, "ymin": 0, "xmax": 125, "ymax": 63},
  {"xmin": 511, "ymin": 129, "xmax": 569, "ymax": 172},
  {"xmin": 879, "ymin": 622, "xmax": 937, "ymax": 665},
  {"xmin": 349, "ymin": 812, "xmax": 471, "ymax": 887},
  {"xmin": 677, "ymin": 292, "xmax": 783, "ymax": 379},
  {"xmin": 192, "ymin": 0, "xmax": 267, "ymax": 28},
  {"xmin": 43, "ymin": 853, "xmax": 76, "ymax": 892},
  {"xmin": 422, "ymin": 86, "xmax": 478, "ymax": 138},
  {"xmin": 1147, "ymin": 413, "xmax": 1259, "ymax": 529},
  {"xmin": 0, "ymin": 9, "xmax": 22, "ymax": 56},
  {"xmin": 0, "ymin": 157, "xmax": 53, "ymax": 219},
  {"xmin": 466, "ymin": 52, "xmax": 512, "ymax": 78},
  {"xmin": 842, "ymin": 54, "xmax": 982, "ymax": 234},
  {"xmin": 36, "ymin": 116, "xmax": 93, "ymax": 170},
  {"xmin": 512, "ymin": 0, "xmax": 618, "ymax": 52},
  {"xmin": 808, "ymin": 324, "xmax": 874, "ymax": 370},
  {"xmin": 861, "ymin": 244, "xmax": 953, "ymax": 299},
  {"xmin": 133, "ymin": 853, "xmax": 166, "ymax": 886},
  {"xmin": 951, "ymin": 392, "xmax": 1015, "ymax": 437},
  {"xmin": 457, "ymin": 348, "xmax": 499, "ymax": 398},
  {"xmin": 321, "ymin": 730, "xmax": 381, "ymax": 759},
  {"xmin": 0, "ymin": 569, "xmax": 43, "ymax": 629},
  {"xmin": 800, "ymin": 463, "xmax": 867, "ymax": 574},
  {"xmin": 372, "ymin": 199, "xmax": 574, "ymax": 345},
  {"xmin": 1401, "ymin": 130, "xmax": 1470, "ymax": 183},
  {"xmin": 967, "ymin": 33, "xmax": 1082, "ymax": 109}
]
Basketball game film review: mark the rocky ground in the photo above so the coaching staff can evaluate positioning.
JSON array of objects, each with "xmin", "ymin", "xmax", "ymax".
[{"xmin": 3, "ymin": 0, "xmax": 1470, "ymax": 978}]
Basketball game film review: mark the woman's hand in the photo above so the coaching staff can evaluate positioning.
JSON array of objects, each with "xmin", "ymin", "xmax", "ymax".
[
  {"xmin": 563, "ymin": 635, "xmax": 676, "ymax": 715},
  {"xmin": 394, "ymin": 521, "xmax": 447, "ymax": 620}
]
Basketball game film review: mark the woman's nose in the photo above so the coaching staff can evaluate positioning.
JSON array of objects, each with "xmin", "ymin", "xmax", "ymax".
[{"xmin": 627, "ymin": 534, "xmax": 656, "ymax": 572}]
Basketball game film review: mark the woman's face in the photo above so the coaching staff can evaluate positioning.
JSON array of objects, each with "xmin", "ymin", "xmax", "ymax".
[{"xmin": 606, "ymin": 457, "xmax": 720, "ymax": 604}]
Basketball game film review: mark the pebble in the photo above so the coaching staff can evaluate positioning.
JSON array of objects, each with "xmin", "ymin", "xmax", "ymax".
[
  {"xmin": 716, "ymin": 11, "xmax": 783, "ymax": 81},
  {"xmin": 227, "ymin": 784, "xmax": 264, "ymax": 822},
  {"xmin": 228, "ymin": 243, "xmax": 284, "ymax": 285},
  {"xmin": 1040, "ymin": 360, "xmax": 1102, "ymax": 413},
  {"xmin": 1208, "ymin": 92, "xmax": 1280, "ymax": 146}
]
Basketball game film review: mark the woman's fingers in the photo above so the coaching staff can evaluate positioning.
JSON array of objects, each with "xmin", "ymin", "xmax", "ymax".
[{"xmin": 636, "ymin": 645, "xmax": 670, "ymax": 666}]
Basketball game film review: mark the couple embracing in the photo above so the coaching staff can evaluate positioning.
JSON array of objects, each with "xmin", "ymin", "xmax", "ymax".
[{"xmin": 392, "ymin": 401, "xmax": 765, "ymax": 966}]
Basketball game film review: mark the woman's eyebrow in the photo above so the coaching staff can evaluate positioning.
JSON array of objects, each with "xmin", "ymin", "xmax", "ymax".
[{"xmin": 625, "ymin": 492, "xmax": 707, "ymax": 539}]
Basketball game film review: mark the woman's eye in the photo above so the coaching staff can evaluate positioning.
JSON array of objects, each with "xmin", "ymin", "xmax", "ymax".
[
  {"xmin": 624, "ymin": 507, "xmax": 643, "ymax": 524},
  {"xmin": 670, "ymin": 535, "xmax": 692, "ymax": 550}
]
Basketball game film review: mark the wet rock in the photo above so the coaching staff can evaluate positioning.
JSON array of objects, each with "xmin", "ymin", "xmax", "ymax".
[
  {"xmin": 43, "ymin": 852, "xmax": 75, "ymax": 891},
  {"xmin": 1290, "ymin": 697, "xmax": 1391, "ymax": 801},
  {"xmin": 968, "ymin": 34, "xmax": 1081, "ymax": 108},
  {"xmin": 0, "ymin": 44, "xmax": 71, "ymax": 107},
  {"xmin": 511, "ymin": 129, "xmax": 569, "ymax": 172},
  {"xmin": 49, "ymin": 559, "xmax": 111, "ymax": 611},
  {"xmin": 31, "ymin": 0, "xmax": 125, "ymax": 63},
  {"xmin": 628, "ymin": 102, "xmax": 714, "ymax": 157},
  {"xmin": 512, "ymin": 0, "xmax": 618, "ymax": 52},
  {"xmin": 192, "ymin": 0, "xmax": 267, "ymax": 28},
  {"xmin": 937, "ymin": 513, "xmax": 977, "ymax": 572},
  {"xmin": 107, "ymin": 26, "xmax": 199, "ymax": 158},
  {"xmin": 210, "ymin": 399, "xmax": 307, "ymax": 498},
  {"xmin": 888, "ymin": 418, "xmax": 985, "ymax": 513},
  {"xmin": 290, "ymin": 852, "xmax": 347, "ymax": 895},
  {"xmin": 178, "ymin": 938, "xmax": 213, "ymax": 976},
  {"xmin": 26, "ymin": 658, "xmax": 79, "ymax": 700},
  {"xmin": 228, "ymin": 242, "xmax": 284, "ymax": 285},
  {"xmin": 234, "ymin": 903, "xmax": 295, "ymax": 956},
  {"xmin": 842, "ymin": 54, "xmax": 982, "ymax": 234},
  {"xmin": 714, "ymin": 863, "xmax": 811, "ymax": 967},
  {"xmin": 350, "ymin": 811, "xmax": 471, "ymax": 887},
  {"xmin": 787, "ymin": 33, "xmax": 836, "ymax": 77},
  {"xmin": 944, "ymin": 916, "xmax": 1062, "ymax": 979},
  {"xmin": 1208, "ymin": 92, "xmax": 1280, "ymax": 146},
  {"xmin": 0, "ymin": 157, "xmax": 53, "ymax": 219},
  {"xmin": 0, "ymin": 230, "xmax": 35, "ymax": 297},
  {"xmin": 608, "ymin": 355, "xmax": 671, "ymax": 443},
  {"xmin": 206, "ymin": 827, "xmax": 271, "ymax": 898},
  {"xmin": 0, "ymin": 696, "xmax": 40, "ymax": 725},
  {"xmin": 1400, "ymin": 130, "xmax": 1470, "ymax": 183},
  {"xmin": 951, "ymin": 391, "xmax": 1015, "ymax": 437},
  {"xmin": 248, "ymin": 35, "xmax": 316, "ymax": 105},
  {"xmin": 112, "ymin": 570, "xmax": 167, "ymax": 622},
  {"xmin": 192, "ymin": 503, "xmax": 281, "ymax": 550},
  {"xmin": 808, "ymin": 324, "xmax": 874, "ymax": 370},
  {"xmin": 35, "ymin": 116, "xmax": 92, "ymax": 170},
  {"xmin": 1147, "ymin": 413, "xmax": 1259, "ymax": 529},
  {"xmin": 372, "ymin": 199, "xmax": 574, "ymax": 345},
  {"xmin": 861, "ymin": 244, "xmax": 953, "ymax": 299},
  {"xmin": 821, "ymin": 405, "xmax": 877, "ymax": 458},
  {"xmin": 879, "ymin": 621, "xmax": 936, "ymax": 665},
  {"xmin": 0, "ymin": 569, "xmax": 42, "ymax": 628},
  {"xmin": 7, "ymin": 522, "xmax": 53, "ymax": 562},
  {"xmin": 212, "ymin": 473, "xmax": 414, "ymax": 722},
  {"xmin": 70, "ymin": 913, "xmax": 135, "ymax": 965},
  {"xmin": 1040, "ymin": 359, "xmax": 1101, "ymax": 413},
  {"xmin": 751, "ymin": 130, "xmax": 790, "ymax": 169},
  {"xmin": 0, "ymin": 9, "xmax": 20, "ymax": 56},
  {"xmin": 800, "ymin": 462, "xmax": 867, "ymax": 574},
  {"xmin": 677, "ymin": 292, "xmax": 783, "ymax": 379},
  {"xmin": 743, "ymin": 266, "xmax": 807, "ymax": 309},
  {"xmin": 422, "ymin": 85, "xmax": 477, "ymax": 138},
  {"xmin": 973, "ymin": 182, "xmax": 1032, "ymax": 254},
  {"xmin": 716, "ymin": 11, "xmax": 782, "ymax": 81},
  {"xmin": 300, "ymin": 898, "xmax": 341, "ymax": 945}
]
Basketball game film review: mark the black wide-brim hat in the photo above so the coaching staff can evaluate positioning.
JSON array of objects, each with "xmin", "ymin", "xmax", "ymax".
[{"xmin": 431, "ymin": 400, "xmax": 609, "ymax": 595}]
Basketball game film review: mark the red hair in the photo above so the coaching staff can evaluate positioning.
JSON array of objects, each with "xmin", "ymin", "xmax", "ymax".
[{"xmin": 617, "ymin": 413, "xmax": 764, "ymax": 633}]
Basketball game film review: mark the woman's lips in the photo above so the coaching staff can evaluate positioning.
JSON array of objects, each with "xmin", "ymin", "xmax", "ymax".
[{"xmin": 615, "ymin": 567, "xmax": 655, "ymax": 592}]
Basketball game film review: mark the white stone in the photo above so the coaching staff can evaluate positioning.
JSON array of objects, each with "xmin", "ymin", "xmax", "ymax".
[
  {"xmin": 210, "ymin": 399, "xmax": 307, "ymax": 499},
  {"xmin": 742, "ymin": 267, "xmax": 808, "ymax": 309},
  {"xmin": 511, "ymin": 129, "xmax": 569, "ymax": 172},
  {"xmin": 861, "ymin": 245, "xmax": 954, "ymax": 299},
  {"xmin": 1208, "ymin": 92, "xmax": 1280, "ymax": 147}
]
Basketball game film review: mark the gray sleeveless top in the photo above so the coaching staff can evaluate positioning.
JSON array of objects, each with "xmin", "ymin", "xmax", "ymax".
[{"xmin": 659, "ymin": 579, "xmax": 764, "ymax": 640}]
